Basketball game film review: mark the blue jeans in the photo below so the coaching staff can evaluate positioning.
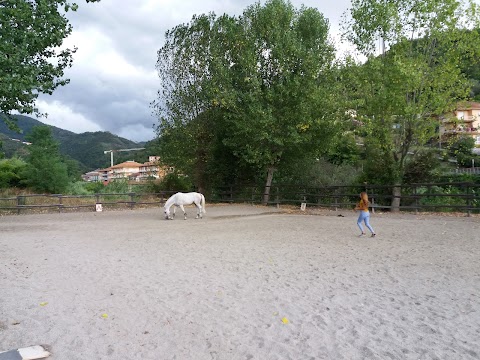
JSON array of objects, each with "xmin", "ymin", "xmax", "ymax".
[{"xmin": 357, "ymin": 211, "xmax": 375, "ymax": 234}]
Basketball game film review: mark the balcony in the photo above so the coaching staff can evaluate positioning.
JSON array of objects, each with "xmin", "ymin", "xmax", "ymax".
[
  {"xmin": 443, "ymin": 127, "xmax": 479, "ymax": 135},
  {"xmin": 442, "ymin": 115, "xmax": 476, "ymax": 123}
]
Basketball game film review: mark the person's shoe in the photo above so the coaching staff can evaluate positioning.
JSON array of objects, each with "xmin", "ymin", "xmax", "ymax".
[
  {"xmin": 359, "ymin": 233, "xmax": 366, "ymax": 237},
  {"xmin": 371, "ymin": 233, "xmax": 376, "ymax": 238}
]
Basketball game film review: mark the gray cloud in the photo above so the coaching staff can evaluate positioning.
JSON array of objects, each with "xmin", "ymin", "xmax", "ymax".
[{"xmin": 36, "ymin": 0, "xmax": 353, "ymax": 142}]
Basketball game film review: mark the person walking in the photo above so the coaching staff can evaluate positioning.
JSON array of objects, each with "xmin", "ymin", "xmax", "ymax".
[{"xmin": 354, "ymin": 192, "xmax": 376, "ymax": 237}]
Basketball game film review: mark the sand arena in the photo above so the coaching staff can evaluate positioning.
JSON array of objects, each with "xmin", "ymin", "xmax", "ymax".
[{"xmin": 1, "ymin": 204, "xmax": 479, "ymax": 359}]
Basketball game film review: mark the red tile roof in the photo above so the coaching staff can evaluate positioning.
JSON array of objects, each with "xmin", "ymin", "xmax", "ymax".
[
  {"xmin": 107, "ymin": 161, "xmax": 144, "ymax": 170},
  {"xmin": 457, "ymin": 101, "xmax": 480, "ymax": 110}
]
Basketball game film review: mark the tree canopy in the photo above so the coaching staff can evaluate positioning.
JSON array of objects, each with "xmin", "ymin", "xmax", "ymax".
[
  {"xmin": 342, "ymin": 0, "xmax": 480, "ymax": 210},
  {"xmin": 21, "ymin": 125, "xmax": 69, "ymax": 193},
  {"xmin": 0, "ymin": 0, "xmax": 99, "ymax": 129},
  {"xmin": 154, "ymin": 0, "xmax": 342, "ymax": 200}
]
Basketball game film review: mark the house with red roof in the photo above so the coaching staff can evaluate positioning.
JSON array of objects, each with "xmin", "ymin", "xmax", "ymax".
[{"xmin": 90, "ymin": 157, "xmax": 171, "ymax": 183}]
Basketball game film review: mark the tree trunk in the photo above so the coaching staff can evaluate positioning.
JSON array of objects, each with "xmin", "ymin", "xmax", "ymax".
[
  {"xmin": 262, "ymin": 166, "xmax": 275, "ymax": 205},
  {"xmin": 194, "ymin": 164, "xmax": 205, "ymax": 194},
  {"xmin": 195, "ymin": 148, "xmax": 207, "ymax": 194},
  {"xmin": 391, "ymin": 184, "xmax": 401, "ymax": 212}
]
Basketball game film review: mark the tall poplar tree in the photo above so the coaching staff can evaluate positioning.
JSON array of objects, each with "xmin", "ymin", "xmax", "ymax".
[{"xmin": 155, "ymin": 0, "xmax": 340, "ymax": 201}]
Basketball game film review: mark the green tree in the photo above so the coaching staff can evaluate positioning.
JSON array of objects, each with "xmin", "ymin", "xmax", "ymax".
[
  {"xmin": 21, "ymin": 125, "xmax": 69, "ymax": 193},
  {"xmin": 0, "ymin": 157, "xmax": 27, "ymax": 188},
  {"xmin": 342, "ymin": 0, "xmax": 480, "ymax": 211},
  {"xmin": 402, "ymin": 151, "xmax": 441, "ymax": 184},
  {"xmin": 221, "ymin": 0, "xmax": 340, "ymax": 203},
  {"xmin": 0, "ymin": 0, "xmax": 99, "ymax": 129},
  {"xmin": 448, "ymin": 136, "xmax": 476, "ymax": 157},
  {"xmin": 326, "ymin": 132, "xmax": 361, "ymax": 166},
  {"xmin": 155, "ymin": 0, "xmax": 341, "ymax": 202},
  {"xmin": 448, "ymin": 136, "xmax": 479, "ymax": 167},
  {"xmin": 154, "ymin": 13, "xmax": 223, "ymax": 193}
]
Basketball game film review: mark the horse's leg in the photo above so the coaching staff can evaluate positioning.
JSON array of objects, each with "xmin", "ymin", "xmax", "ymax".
[
  {"xmin": 179, "ymin": 204, "xmax": 187, "ymax": 220},
  {"xmin": 195, "ymin": 201, "xmax": 202, "ymax": 219},
  {"xmin": 172, "ymin": 205, "xmax": 176, "ymax": 218}
]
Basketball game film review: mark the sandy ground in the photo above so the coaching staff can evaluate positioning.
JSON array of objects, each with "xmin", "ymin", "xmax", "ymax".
[{"xmin": 0, "ymin": 204, "xmax": 479, "ymax": 360}]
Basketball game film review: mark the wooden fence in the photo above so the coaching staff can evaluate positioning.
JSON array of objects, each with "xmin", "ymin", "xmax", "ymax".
[
  {"xmin": 0, "ymin": 192, "xmax": 176, "ymax": 215},
  {"xmin": 210, "ymin": 182, "xmax": 480, "ymax": 215},
  {"xmin": 0, "ymin": 182, "xmax": 479, "ymax": 215},
  {"xmin": 453, "ymin": 167, "xmax": 480, "ymax": 175}
]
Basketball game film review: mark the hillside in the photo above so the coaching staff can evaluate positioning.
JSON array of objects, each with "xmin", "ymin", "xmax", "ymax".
[{"xmin": 0, "ymin": 114, "xmax": 151, "ymax": 171}]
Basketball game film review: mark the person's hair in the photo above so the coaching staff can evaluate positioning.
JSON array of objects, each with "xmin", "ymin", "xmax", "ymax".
[{"xmin": 360, "ymin": 192, "xmax": 369, "ymax": 205}]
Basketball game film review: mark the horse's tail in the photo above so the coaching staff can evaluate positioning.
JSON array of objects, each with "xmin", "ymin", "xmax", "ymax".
[{"xmin": 201, "ymin": 193, "xmax": 206, "ymax": 214}]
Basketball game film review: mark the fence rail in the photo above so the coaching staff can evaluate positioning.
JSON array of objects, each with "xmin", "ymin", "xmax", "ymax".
[
  {"xmin": 210, "ymin": 182, "xmax": 480, "ymax": 215},
  {"xmin": 453, "ymin": 167, "xmax": 480, "ymax": 175},
  {"xmin": 1, "ymin": 182, "xmax": 479, "ymax": 215},
  {"xmin": 0, "ymin": 192, "xmax": 176, "ymax": 214}
]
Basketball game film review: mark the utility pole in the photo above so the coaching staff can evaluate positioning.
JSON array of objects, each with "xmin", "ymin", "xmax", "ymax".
[{"xmin": 104, "ymin": 148, "xmax": 146, "ymax": 167}]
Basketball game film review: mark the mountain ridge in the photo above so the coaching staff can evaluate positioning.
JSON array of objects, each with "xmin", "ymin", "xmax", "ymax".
[{"xmin": 0, "ymin": 114, "xmax": 154, "ymax": 171}]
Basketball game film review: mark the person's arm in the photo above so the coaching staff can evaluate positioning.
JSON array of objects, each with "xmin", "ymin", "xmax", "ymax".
[{"xmin": 355, "ymin": 200, "xmax": 367, "ymax": 211}]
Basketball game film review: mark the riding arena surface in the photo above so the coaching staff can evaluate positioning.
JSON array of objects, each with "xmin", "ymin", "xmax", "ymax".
[{"xmin": 1, "ymin": 204, "xmax": 479, "ymax": 360}]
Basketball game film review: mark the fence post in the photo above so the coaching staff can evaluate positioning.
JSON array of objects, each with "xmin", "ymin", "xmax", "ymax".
[
  {"xmin": 129, "ymin": 192, "xmax": 135, "ymax": 209},
  {"xmin": 95, "ymin": 193, "xmax": 100, "ymax": 212},
  {"xmin": 466, "ymin": 184, "xmax": 472, "ymax": 217},
  {"xmin": 366, "ymin": 185, "xmax": 375, "ymax": 214},
  {"xmin": 58, "ymin": 195, "xmax": 63, "ymax": 213},
  {"xmin": 334, "ymin": 187, "xmax": 338, "ymax": 211},
  {"xmin": 17, "ymin": 195, "xmax": 24, "ymax": 215},
  {"xmin": 414, "ymin": 185, "xmax": 418, "ymax": 215},
  {"xmin": 276, "ymin": 187, "xmax": 280, "ymax": 208}
]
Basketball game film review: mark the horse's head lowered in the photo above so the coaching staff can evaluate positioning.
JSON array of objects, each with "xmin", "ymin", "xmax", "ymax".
[{"xmin": 164, "ymin": 207, "xmax": 172, "ymax": 220}]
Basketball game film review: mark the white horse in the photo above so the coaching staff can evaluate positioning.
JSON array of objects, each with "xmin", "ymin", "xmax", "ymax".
[{"xmin": 164, "ymin": 192, "xmax": 206, "ymax": 220}]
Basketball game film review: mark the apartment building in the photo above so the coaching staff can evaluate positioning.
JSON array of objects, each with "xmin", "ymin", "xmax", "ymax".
[
  {"xmin": 439, "ymin": 101, "xmax": 480, "ymax": 147},
  {"xmin": 86, "ymin": 156, "xmax": 169, "ymax": 183}
]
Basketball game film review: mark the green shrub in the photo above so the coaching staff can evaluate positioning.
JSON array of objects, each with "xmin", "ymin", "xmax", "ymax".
[
  {"xmin": 449, "ymin": 136, "xmax": 475, "ymax": 155},
  {"xmin": 145, "ymin": 173, "xmax": 193, "ymax": 193},
  {"xmin": 65, "ymin": 181, "xmax": 91, "ymax": 195},
  {"xmin": 101, "ymin": 179, "xmax": 130, "ymax": 194},
  {"xmin": 456, "ymin": 152, "xmax": 480, "ymax": 168},
  {"xmin": 85, "ymin": 181, "xmax": 105, "ymax": 193},
  {"xmin": 0, "ymin": 158, "xmax": 27, "ymax": 189},
  {"xmin": 403, "ymin": 151, "xmax": 441, "ymax": 184},
  {"xmin": 417, "ymin": 185, "xmax": 467, "ymax": 211}
]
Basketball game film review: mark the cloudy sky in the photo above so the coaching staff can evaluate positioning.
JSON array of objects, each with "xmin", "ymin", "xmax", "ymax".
[{"xmin": 36, "ymin": 0, "xmax": 354, "ymax": 142}]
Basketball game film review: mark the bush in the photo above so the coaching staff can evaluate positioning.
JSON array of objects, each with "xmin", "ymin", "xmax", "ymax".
[
  {"xmin": 456, "ymin": 152, "xmax": 480, "ymax": 168},
  {"xmin": 417, "ymin": 185, "xmax": 467, "ymax": 211},
  {"xmin": 85, "ymin": 181, "xmax": 106, "ymax": 194},
  {"xmin": 65, "ymin": 181, "xmax": 92, "ymax": 195},
  {"xmin": 403, "ymin": 151, "xmax": 441, "ymax": 184},
  {"xmin": 448, "ymin": 136, "xmax": 475, "ymax": 158},
  {"xmin": 145, "ymin": 173, "xmax": 193, "ymax": 193},
  {"xmin": 275, "ymin": 157, "xmax": 362, "ymax": 187},
  {"xmin": 101, "ymin": 179, "xmax": 130, "ymax": 194},
  {"xmin": 0, "ymin": 158, "xmax": 27, "ymax": 189}
]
